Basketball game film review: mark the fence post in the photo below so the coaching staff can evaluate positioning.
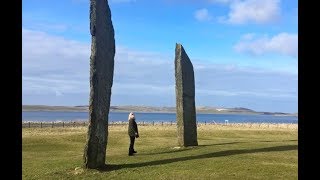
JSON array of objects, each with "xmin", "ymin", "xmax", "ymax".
[
  {"xmin": 28, "ymin": 122, "xmax": 30, "ymax": 128},
  {"xmin": 40, "ymin": 122, "xmax": 42, "ymax": 128},
  {"xmin": 83, "ymin": 122, "xmax": 85, "ymax": 126},
  {"xmin": 73, "ymin": 122, "xmax": 75, "ymax": 127},
  {"xmin": 205, "ymin": 121, "xmax": 206, "ymax": 125},
  {"xmin": 171, "ymin": 121, "xmax": 172, "ymax": 126},
  {"xmin": 63, "ymin": 122, "xmax": 64, "ymax": 128},
  {"xmin": 52, "ymin": 122, "xmax": 54, "ymax": 128},
  {"xmin": 161, "ymin": 122, "xmax": 163, "ymax": 126}
]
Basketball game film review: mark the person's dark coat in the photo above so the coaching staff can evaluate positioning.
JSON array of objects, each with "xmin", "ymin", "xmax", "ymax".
[{"xmin": 128, "ymin": 118, "xmax": 139, "ymax": 137}]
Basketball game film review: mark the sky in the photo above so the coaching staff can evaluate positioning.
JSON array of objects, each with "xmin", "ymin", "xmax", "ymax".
[{"xmin": 22, "ymin": 0, "xmax": 298, "ymax": 113}]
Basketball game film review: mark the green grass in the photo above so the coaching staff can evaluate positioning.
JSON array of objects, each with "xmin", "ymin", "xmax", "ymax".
[{"xmin": 23, "ymin": 125, "xmax": 298, "ymax": 180}]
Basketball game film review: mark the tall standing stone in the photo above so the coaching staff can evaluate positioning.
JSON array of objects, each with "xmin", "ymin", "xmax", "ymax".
[
  {"xmin": 83, "ymin": 0, "xmax": 115, "ymax": 169},
  {"xmin": 175, "ymin": 43, "xmax": 198, "ymax": 147}
]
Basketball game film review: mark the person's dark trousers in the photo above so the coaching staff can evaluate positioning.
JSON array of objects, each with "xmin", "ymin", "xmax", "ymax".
[{"xmin": 129, "ymin": 136, "xmax": 136, "ymax": 156}]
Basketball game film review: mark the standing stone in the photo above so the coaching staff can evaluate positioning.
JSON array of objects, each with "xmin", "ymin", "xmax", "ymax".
[
  {"xmin": 83, "ymin": 0, "xmax": 115, "ymax": 169},
  {"xmin": 175, "ymin": 43, "xmax": 198, "ymax": 147}
]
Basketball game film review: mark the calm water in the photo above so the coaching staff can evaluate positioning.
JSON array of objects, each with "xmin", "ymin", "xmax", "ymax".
[{"xmin": 22, "ymin": 111, "xmax": 298, "ymax": 124}]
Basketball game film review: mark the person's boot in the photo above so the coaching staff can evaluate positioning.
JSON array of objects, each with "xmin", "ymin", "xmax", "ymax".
[
  {"xmin": 128, "ymin": 148, "xmax": 134, "ymax": 156},
  {"xmin": 133, "ymin": 150, "xmax": 137, "ymax": 153}
]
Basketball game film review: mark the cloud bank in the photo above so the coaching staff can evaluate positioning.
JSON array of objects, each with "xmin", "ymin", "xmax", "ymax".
[
  {"xmin": 22, "ymin": 28, "xmax": 297, "ymax": 112},
  {"xmin": 234, "ymin": 33, "xmax": 298, "ymax": 57}
]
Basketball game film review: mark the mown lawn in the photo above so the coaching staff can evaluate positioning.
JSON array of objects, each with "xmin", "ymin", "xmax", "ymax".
[{"xmin": 22, "ymin": 124, "xmax": 298, "ymax": 180}]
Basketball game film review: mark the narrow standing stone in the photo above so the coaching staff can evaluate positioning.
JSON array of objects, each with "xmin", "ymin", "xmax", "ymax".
[
  {"xmin": 175, "ymin": 43, "xmax": 198, "ymax": 147},
  {"xmin": 83, "ymin": 0, "xmax": 115, "ymax": 169}
]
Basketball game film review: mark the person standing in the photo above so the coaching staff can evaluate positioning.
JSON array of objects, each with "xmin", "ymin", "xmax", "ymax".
[{"xmin": 128, "ymin": 112, "xmax": 139, "ymax": 156}]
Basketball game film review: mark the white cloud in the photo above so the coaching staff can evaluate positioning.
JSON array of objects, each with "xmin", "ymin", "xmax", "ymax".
[
  {"xmin": 241, "ymin": 33, "xmax": 255, "ymax": 40},
  {"xmin": 22, "ymin": 28, "xmax": 173, "ymax": 97},
  {"xmin": 208, "ymin": 0, "xmax": 233, "ymax": 4},
  {"xmin": 72, "ymin": 0, "xmax": 136, "ymax": 3},
  {"xmin": 195, "ymin": 0, "xmax": 281, "ymax": 25},
  {"xmin": 222, "ymin": 0, "xmax": 281, "ymax": 24},
  {"xmin": 25, "ymin": 23, "xmax": 69, "ymax": 33},
  {"xmin": 23, "ymin": 28, "xmax": 90, "ymax": 96},
  {"xmin": 22, "ymin": 28, "xmax": 296, "ymax": 111},
  {"xmin": 110, "ymin": 0, "xmax": 137, "ymax": 3},
  {"xmin": 22, "ymin": 76, "xmax": 88, "ymax": 95},
  {"xmin": 166, "ymin": 0, "xmax": 232, "ymax": 4},
  {"xmin": 55, "ymin": 90, "xmax": 63, "ymax": 97},
  {"xmin": 113, "ymin": 83, "xmax": 174, "ymax": 95},
  {"xmin": 23, "ymin": 29, "xmax": 90, "ymax": 62},
  {"xmin": 196, "ymin": 89, "xmax": 295, "ymax": 98},
  {"xmin": 194, "ymin": 8, "xmax": 212, "ymax": 22},
  {"xmin": 234, "ymin": 33, "xmax": 298, "ymax": 57}
]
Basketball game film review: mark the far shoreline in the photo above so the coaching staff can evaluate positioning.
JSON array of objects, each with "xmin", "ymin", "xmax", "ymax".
[
  {"xmin": 22, "ymin": 105, "xmax": 298, "ymax": 117},
  {"xmin": 22, "ymin": 109, "xmax": 298, "ymax": 117}
]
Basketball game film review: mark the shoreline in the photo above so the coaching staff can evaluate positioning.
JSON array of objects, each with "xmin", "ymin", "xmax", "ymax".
[
  {"xmin": 22, "ymin": 105, "xmax": 298, "ymax": 116},
  {"xmin": 22, "ymin": 110, "xmax": 298, "ymax": 117}
]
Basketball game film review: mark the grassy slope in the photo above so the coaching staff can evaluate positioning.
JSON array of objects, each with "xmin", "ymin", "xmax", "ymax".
[{"xmin": 22, "ymin": 125, "xmax": 297, "ymax": 180}]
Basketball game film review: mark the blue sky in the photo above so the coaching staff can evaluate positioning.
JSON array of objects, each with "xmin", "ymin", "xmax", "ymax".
[{"xmin": 22, "ymin": 0, "xmax": 298, "ymax": 113}]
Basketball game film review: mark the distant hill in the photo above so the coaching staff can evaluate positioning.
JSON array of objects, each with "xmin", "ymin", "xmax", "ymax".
[
  {"xmin": 22, "ymin": 105, "xmax": 88, "ymax": 112},
  {"xmin": 22, "ymin": 105, "xmax": 297, "ymax": 116}
]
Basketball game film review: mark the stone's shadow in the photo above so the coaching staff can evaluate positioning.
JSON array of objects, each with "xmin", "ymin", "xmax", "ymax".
[
  {"xmin": 140, "ymin": 148, "xmax": 193, "ymax": 155},
  {"xmin": 258, "ymin": 139, "xmax": 298, "ymax": 143},
  {"xmin": 96, "ymin": 164, "xmax": 118, "ymax": 172},
  {"xmin": 98, "ymin": 145, "xmax": 297, "ymax": 172},
  {"xmin": 198, "ymin": 142, "xmax": 245, "ymax": 147},
  {"xmin": 141, "ymin": 142, "xmax": 245, "ymax": 155}
]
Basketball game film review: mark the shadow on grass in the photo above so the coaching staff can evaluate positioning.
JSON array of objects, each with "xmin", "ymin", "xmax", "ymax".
[
  {"xmin": 198, "ymin": 142, "xmax": 245, "ymax": 147},
  {"xmin": 258, "ymin": 139, "xmax": 297, "ymax": 143},
  {"xmin": 140, "ymin": 148, "xmax": 194, "ymax": 155},
  {"xmin": 140, "ymin": 140, "xmax": 297, "ymax": 156},
  {"xmin": 99, "ymin": 144, "xmax": 297, "ymax": 172},
  {"xmin": 141, "ymin": 142, "xmax": 243, "ymax": 155}
]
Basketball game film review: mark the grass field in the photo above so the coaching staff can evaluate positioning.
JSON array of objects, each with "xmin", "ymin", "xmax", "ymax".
[{"xmin": 22, "ymin": 124, "xmax": 298, "ymax": 179}]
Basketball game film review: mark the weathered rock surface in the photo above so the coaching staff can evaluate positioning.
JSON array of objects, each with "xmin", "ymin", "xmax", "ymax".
[
  {"xmin": 175, "ymin": 43, "xmax": 198, "ymax": 147},
  {"xmin": 83, "ymin": 0, "xmax": 115, "ymax": 169}
]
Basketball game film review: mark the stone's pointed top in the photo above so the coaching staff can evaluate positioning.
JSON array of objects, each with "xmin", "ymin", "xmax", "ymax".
[
  {"xmin": 175, "ymin": 43, "xmax": 187, "ymax": 59},
  {"xmin": 175, "ymin": 43, "xmax": 185, "ymax": 56}
]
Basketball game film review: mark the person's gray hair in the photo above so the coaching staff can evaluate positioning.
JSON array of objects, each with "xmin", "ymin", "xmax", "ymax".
[{"xmin": 128, "ymin": 112, "xmax": 135, "ymax": 121}]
